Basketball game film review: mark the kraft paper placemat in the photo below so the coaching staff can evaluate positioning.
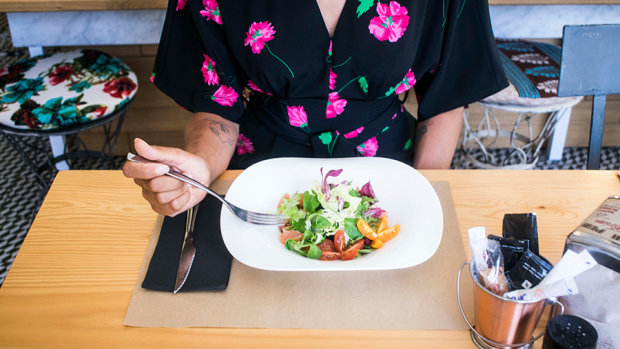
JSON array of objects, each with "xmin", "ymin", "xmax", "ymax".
[{"xmin": 124, "ymin": 181, "xmax": 474, "ymax": 329}]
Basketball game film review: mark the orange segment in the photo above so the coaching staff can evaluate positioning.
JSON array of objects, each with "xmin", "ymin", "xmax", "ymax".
[
  {"xmin": 356, "ymin": 219, "xmax": 377, "ymax": 240},
  {"xmin": 370, "ymin": 239, "xmax": 384, "ymax": 249},
  {"xmin": 377, "ymin": 224, "xmax": 400, "ymax": 242},
  {"xmin": 376, "ymin": 215, "xmax": 389, "ymax": 234}
]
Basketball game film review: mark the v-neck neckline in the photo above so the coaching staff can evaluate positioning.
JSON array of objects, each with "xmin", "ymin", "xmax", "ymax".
[{"xmin": 313, "ymin": 0, "xmax": 349, "ymax": 41}]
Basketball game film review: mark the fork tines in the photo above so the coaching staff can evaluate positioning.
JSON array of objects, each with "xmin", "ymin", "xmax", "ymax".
[{"xmin": 244, "ymin": 212, "xmax": 287, "ymax": 226}]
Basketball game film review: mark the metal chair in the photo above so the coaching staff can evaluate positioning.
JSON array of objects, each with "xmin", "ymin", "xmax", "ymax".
[
  {"xmin": 0, "ymin": 49, "xmax": 138, "ymax": 190},
  {"xmin": 557, "ymin": 24, "xmax": 620, "ymax": 169}
]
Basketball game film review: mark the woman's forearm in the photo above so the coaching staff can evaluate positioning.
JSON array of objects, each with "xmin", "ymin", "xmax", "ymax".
[
  {"xmin": 413, "ymin": 107, "xmax": 463, "ymax": 169},
  {"xmin": 184, "ymin": 112, "xmax": 239, "ymax": 184}
]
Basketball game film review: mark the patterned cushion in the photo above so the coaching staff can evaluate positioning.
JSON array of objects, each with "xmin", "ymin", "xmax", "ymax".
[
  {"xmin": 0, "ymin": 49, "xmax": 138, "ymax": 131},
  {"xmin": 483, "ymin": 39, "xmax": 580, "ymax": 107}
]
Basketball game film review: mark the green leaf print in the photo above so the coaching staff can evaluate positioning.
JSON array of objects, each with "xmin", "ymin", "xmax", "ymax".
[
  {"xmin": 32, "ymin": 94, "xmax": 85, "ymax": 127},
  {"xmin": 1, "ymin": 77, "xmax": 45, "ymax": 105},
  {"xmin": 318, "ymin": 131, "xmax": 339, "ymax": 157},
  {"xmin": 318, "ymin": 131, "xmax": 333, "ymax": 145},
  {"xmin": 403, "ymin": 138, "xmax": 413, "ymax": 151},
  {"xmin": 358, "ymin": 76, "xmax": 369, "ymax": 94},
  {"xmin": 356, "ymin": 0, "xmax": 374, "ymax": 18}
]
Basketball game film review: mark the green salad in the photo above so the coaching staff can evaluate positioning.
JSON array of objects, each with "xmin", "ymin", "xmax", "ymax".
[{"xmin": 277, "ymin": 168, "xmax": 400, "ymax": 261}]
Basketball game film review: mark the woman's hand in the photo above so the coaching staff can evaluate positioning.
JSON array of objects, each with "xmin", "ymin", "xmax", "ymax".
[
  {"xmin": 122, "ymin": 138, "xmax": 211, "ymax": 216},
  {"xmin": 123, "ymin": 112, "xmax": 238, "ymax": 216}
]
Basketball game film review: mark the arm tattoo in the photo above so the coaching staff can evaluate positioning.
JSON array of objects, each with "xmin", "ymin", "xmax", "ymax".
[
  {"xmin": 414, "ymin": 124, "xmax": 427, "ymax": 147},
  {"xmin": 205, "ymin": 119, "xmax": 236, "ymax": 147}
]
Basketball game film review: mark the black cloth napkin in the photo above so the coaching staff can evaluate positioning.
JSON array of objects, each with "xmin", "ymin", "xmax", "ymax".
[{"xmin": 142, "ymin": 195, "xmax": 233, "ymax": 292}]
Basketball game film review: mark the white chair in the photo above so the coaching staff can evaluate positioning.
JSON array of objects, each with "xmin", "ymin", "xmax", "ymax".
[{"xmin": 461, "ymin": 39, "xmax": 582, "ymax": 169}]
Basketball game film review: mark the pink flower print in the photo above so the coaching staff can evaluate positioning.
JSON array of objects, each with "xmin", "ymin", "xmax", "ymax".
[
  {"xmin": 244, "ymin": 21, "xmax": 276, "ymax": 54},
  {"xmin": 245, "ymin": 22, "xmax": 295, "ymax": 78},
  {"xmin": 394, "ymin": 69, "xmax": 416, "ymax": 94},
  {"xmin": 176, "ymin": 0, "xmax": 187, "ymax": 11},
  {"xmin": 392, "ymin": 113, "xmax": 397, "ymax": 120},
  {"xmin": 247, "ymin": 80, "xmax": 272, "ymax": 95},
  {"xmin": 357, "ymin": 137, "xmax": 378, "ymax": 157},
  {"xmin": 329, "ymin": 69, "xmax": 337, "ymax": 90},
  {"xmin": 326, "ymin": 92, "xmax": 347, "ymax": 119},
  {"xmin": 287, "ymin": 105, "xmax": 308, "ymax": 128},
  {"xmin": 200, "ymin": 0, "xmax": 222, "ymax": 24},
  {"xmin": 236, "ymin": 133, "xmax": 254, "ymax": 155},
  {"xmin": 211, "ymin": 85, "xmax": 238, "ymax": 106},
  {"xmin": 201, "ymin": 54, "xmax": 219, "ymax": 85},
  {"xmin": 344, "ymin": 126, "xmax": 364, "ymax": 139},
  {"xmin": 149, "ymin": 73, "xmax": 155, "ymax": 83},
  {"xmin": 368, "ymin": 1, "xmax": 410, "ymax": 42},
  {"xmin": 247, "ymin": 80, "xmax": 263, "ymax": 93}
]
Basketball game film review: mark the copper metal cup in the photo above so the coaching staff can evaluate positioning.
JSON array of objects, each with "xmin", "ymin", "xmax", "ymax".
[{"xmin": 457, "ymin": 262, "xmax": 563, "ymax": 349}]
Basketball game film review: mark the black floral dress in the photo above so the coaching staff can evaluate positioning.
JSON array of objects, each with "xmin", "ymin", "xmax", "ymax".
[{"xmin": 152, "ymin": 0, "xmax": 507, "ymax": 168}]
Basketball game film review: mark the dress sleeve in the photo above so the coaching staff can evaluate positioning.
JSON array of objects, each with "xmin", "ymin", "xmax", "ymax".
[
  {"xmin": 152, "ymin": 0, "xmax": 245, "ymax": 123},
  {"xmin": 413, "ymin": 0, "xmax": 508, "ymax": 121}
]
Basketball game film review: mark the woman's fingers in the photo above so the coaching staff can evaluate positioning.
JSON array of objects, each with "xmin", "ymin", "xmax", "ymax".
[
  {"xmin": 134, "ymin": 176, "xmax": 186, "ymax": 193},
  {"xmin": 122, "ymin": 161, "xmax": 168, "ymax": 180},
  {"xmin": 134, "ymin": 138, "xmax": 193, "ymax": 171},
  {"xmin": 145, "ymin": 188, "xmax": 193, "ymax": 217}
]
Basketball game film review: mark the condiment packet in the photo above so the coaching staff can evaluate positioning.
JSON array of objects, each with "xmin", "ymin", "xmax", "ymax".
[
  {"xmin": 503, "ymin": 213, "xmax": 539, "ymax": 255},
  {"xmin": 506, "ymin": 249, "xmax": 553, "ymax": 291},
  {"xmin": 503, "ymin": 249, "xmax": 598, "ymax": 301},
  {"xmin": 503, "ymin": 277, "xmax": 579, "ymax": 301},
  {"xmin": 541, "ymin": 249, "xmax": 597, "ymax": 286},
  {"xmin": 488, "ymin": 235, "xmax": 530, "ymax": 271},
  {"xmin": 468, "ymin": 227, "xmax": 508, "ymax": 295}
]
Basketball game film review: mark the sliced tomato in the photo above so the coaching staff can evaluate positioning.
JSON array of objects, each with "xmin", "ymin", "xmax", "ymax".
[
  {"xmin": 333, "ymin": 230, "xmax": 345, "ymax": 253},
  {"xmin": 340, "ymin": 240, "xmax": 364, "ymax": 260},
  {"xmin": 277, "ymin": 193, "xmax": 290, "ymax": 209},
  {"xmin": 340, "ymin": 248, "xmax": 357, "ymax": 260},
  {"xmin": 319, "ymin": 251, "xmax": 341, "ymax": 261},
  {"xmin": 317, "ymin": 239, "xmax": 337, "ymax": 252},
  {"xmin": 279, "ymin": 229, "xmax": 303, "ymax": 244}
]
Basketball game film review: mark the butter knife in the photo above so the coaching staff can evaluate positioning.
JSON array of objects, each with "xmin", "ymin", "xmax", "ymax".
[{"xmin": 174, "ymin": 204, "xmax": 198, "ymax": 293}]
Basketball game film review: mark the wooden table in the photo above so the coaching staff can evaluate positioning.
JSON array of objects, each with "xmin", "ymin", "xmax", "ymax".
[{"xmin": 0, "ymin": 170, "xmax": 617, "ymax": 348}]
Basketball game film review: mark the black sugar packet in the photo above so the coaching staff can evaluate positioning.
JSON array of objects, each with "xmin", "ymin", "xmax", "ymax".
[
  {"xmin": 506, "ymin": 249, "xmax": 553, "ymax": 291},
  {"xmin": 488, "ymin": 235, "xmax": 530, "ymax": 272},
  {"xmin": 503, "ymin": 213, "xmax": 539, "ymax": 255}
]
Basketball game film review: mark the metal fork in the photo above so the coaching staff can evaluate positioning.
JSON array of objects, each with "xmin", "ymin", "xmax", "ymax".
[{"xmin": 127, "ymin": 153, "xmax": 287, "ymax": 225}]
